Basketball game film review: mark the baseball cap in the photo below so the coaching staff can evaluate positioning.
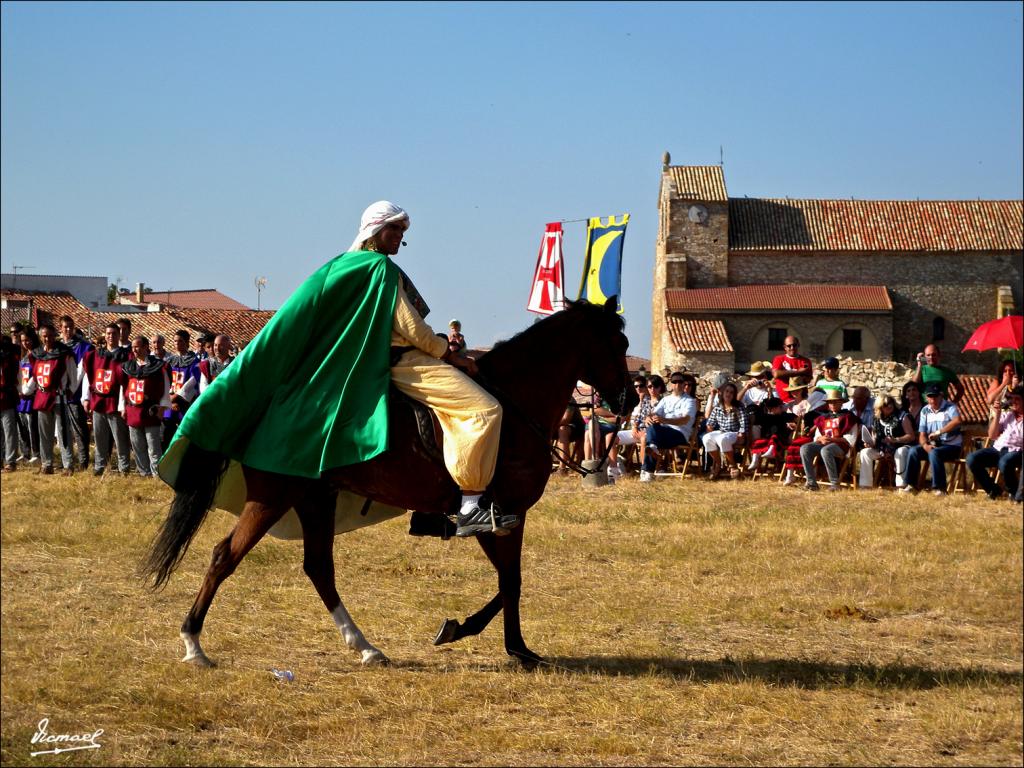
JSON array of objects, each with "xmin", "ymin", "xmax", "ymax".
[{"xmin": 924, "ymin": 383, "xmax": 944, "ymax": 397}]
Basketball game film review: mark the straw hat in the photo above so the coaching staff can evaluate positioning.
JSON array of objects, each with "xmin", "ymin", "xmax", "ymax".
[
  {"xmin": 784, "ymin": 377, "xmax": 811, "ymax": 392},
  {"xmin": 745, "ymin": 360, "xmax": 772, "ymax": 378}
]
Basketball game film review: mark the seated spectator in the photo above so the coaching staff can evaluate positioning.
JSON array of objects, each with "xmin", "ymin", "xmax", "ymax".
[
  {"xmin": 583, "ymin": 393, "xmax": 617, "ymax": 464},
  {"xmin": 782, "ymin": 377, "xmax": 816, "ymax": 485},
  {"xmin": 913, "ymin": 343, "xmax": 964, "ymax": 404},
  {"xmin": 966, "ymin": 385, "xmax": 1022, "ymax": 500},
  {"xmin": 799, "ymin": 391, "xmax": 859, "ymax": 491},
  {"xmin": 843, "ymin": 385, "xmax": 875, "ymax": 453},
  {"xmin": 747, "ymin": 397, "xmax": 794, "ymax": 473},
  {"xmin": 812, "ymin": 357, "xmax": 848, "ymax": 402},
  {"xmin": 702, "ymin": 381, "xmax": 748, "ymax": 480},
  {"xmin": 900, "ymin": 380, "xmax": 924, "ymax": 427},
  {"xmin": 609, "ymin": 375, "xmax": 662, "ymax": 479},
  {"xmin": 902, "ymin": 383, "xmax": 963, "ymax": 496},
  {"xmin": 985, "ymin": 360, "xmax": 1021, "ymax": 410},
  {"xmin": 553, "ymin": 402, "xmax": 585, "ymax": 474},
  {"xmin": 738, "ymin": 361, "xmax": 773, "ymax": 434},
  {"xmin": 639, "ymin": 372, "xmax": 697, "ymax": 483},
  {"xmin": 858, "ymin": 395, "xmax": 916, "ymax": 488}
]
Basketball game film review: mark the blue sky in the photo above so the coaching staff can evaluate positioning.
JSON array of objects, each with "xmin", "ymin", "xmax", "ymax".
[{"xmin": 2, "ymin": 1, "xmax": 1021, "ymax": 357}]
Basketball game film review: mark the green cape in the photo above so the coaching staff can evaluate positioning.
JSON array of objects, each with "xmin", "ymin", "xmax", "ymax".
[{"xmin": 157, "ymin": 250, "xmax": 406, "ymax": 538}]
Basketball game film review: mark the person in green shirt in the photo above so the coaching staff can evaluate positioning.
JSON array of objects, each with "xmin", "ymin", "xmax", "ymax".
[
  {"xmin": 812, "ymin": 357, "xmax": 848, "ymax": 402},
  {"xmin": 912, "ymin": 344, "xmax": 964, "ymax": 404}
]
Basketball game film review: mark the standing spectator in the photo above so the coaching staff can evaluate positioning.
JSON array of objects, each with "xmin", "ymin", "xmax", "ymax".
[
  {"xmin": 80, "ymin": 322, "xmax": 132, "ymax": 476},
  {"xmin": 194, "ymin": 334, "xmax": 210, "ymax": 360},
  {"xmin": 639, "ymin": 372, "xmax": 697, "ymax": 482},
  {"xmin": 198, "ymin": 334, "xmax": 233, "ymax": 393},
  {"xmin": 25, "ymin": 324, "xmax": 79, "ymax": 475},
  {"xmin": 902, "ymin": 383, "xmax": 963, "ymax": 496},
  {"xmin": 447, "ymin": 319, "xmax": 467, "ymax": 355},
  {"xmin": 702, "ymin": 381, "xmax": 748, "ymax": 479},
  {"xmin": 15, "ymin": 328, "xmax": 40, "ymax": 464},
  {"xmin": 812, "ymin": 357, "xmax": 848, "ymax": 401},
  {"xmin": 162, "ymin": 330, "xmax": 201, "ymax": 451},
  {"xmin": 116, "ymin": 318, "xmax": 133, "ymax": 355},
  {"xmin": 857, "ymin": 395, "xmax": 916, "ymax": 489},
  {"xmin": 900, "ymin": 381, "xmax": 925, "ymax": 427},
  {"xmin": 59, "ymin": 315, "xmax": 94, "ymax": 469},
  {"xmin": 152, "ymin": 334, "xmax": 169, "ymax": 361},
  {"xmin": 9, "ymin": 323, "xmax": 23, "ymax": 346},
  {"xmin": 912, "ymin": 344, "xmax": 964, "ymax": 404},
  {"xmin": 772, "ymin": 335, "xmax": 813, "ymax": 405},
  {"xmin": 0, "ymin": 336, "xmax": 20, "ymax": 471},
  {"xmin": 799, "ymin": 391, "xmax": 859, "ymax": 492},
  {"xmin": 119, "ymin": 336, "xmax": 171, "ymax": 478},
  {"xmin": 966, "ymin": 385, "xmax": 1022, "ymax": 500}
]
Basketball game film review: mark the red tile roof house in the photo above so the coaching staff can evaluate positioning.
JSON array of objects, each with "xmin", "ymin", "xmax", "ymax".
[{"xmin": 651, "ymin": 161, "xmax": 1023, "ymax": 377}]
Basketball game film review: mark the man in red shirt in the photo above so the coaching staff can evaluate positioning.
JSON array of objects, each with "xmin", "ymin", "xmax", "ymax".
[
  {"xmin": 772, "ymin": 335, "xmax": 813, "ymax": 405},
  {"xmin": 81, "ymin": 322, "xmax": 132, "ymax": 476},
  {"xmin": 118, "ymin": 336, "xmax": 171, "ymax": 478},
  {"xmin": 799, "ymin": 391, "xmax": 859, "ymax": 491}
]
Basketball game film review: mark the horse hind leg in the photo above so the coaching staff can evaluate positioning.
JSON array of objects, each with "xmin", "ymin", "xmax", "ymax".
[
  {"xmin": 296, "ymin": 499, "xmax": 388, "ymax": 666},
  {"xmin": 179, "ymin": 498, "xmax": 286, "ymax": 667},
  {"xmin": 434, "ymin": 592, "xmax": 503, "ymax": 645}
]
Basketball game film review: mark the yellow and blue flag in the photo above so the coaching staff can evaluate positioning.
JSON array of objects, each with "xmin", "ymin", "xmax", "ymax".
[{"xmin": 577, "ymin": 214, "xmax": 629, "ymax": 313}]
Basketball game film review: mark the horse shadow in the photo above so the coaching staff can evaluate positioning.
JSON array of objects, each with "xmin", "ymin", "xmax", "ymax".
[{"xmin": 540, "ymin": 654, "xmax": 1023, "ymax": 690}]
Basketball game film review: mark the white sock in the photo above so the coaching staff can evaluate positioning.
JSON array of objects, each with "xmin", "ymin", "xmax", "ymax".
[
  {"xmin": 460, "ymin": 493, "xmax": 482, "ymax": 513},
  {"xmin": 748, "ymin": 456, "xmax": 760, "ymax": 470},
  {"xmin": 784, "ymin": 469, "xmax": 794, "ymax": 481}
]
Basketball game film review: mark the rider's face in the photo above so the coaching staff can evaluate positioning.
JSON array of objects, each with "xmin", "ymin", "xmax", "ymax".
[{"xmin": 374, "ymin": 221, "xmax": 407, "ymax": 256}]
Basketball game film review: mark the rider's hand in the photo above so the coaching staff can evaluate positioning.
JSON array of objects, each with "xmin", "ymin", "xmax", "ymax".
[{"xmin": 449, "ymin": 354, "xmax": 478, "ymax": 377}]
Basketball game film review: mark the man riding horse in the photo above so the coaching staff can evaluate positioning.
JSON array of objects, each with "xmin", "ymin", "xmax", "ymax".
[{"xmin": 157, "ymin": 201, "xmax": 518, "ymax": 537}]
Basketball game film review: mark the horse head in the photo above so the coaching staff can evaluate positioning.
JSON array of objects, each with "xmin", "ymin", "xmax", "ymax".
[{"xmin": 571, "ymin": 296, "xmax": 638, "ymax": 418}]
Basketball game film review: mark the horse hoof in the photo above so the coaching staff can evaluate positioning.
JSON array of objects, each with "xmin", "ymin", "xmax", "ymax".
[
  {"xmin": 361, "ymin": 649, "xmax": 390, "ymax": 667},
  {"xmin": 433, "ymin": 618, "xmax": 460, "ymax": 646},
  {"xmin": 507, "ymin": 648, "xmax": 543, "ymax": 670},
  {"xmin": 182, "ymin": 653, "xmax": 215, "ymax": 668}
]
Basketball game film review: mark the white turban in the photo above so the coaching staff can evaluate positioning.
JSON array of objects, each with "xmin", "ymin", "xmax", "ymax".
[{"xmin": 348, "ymin": 200, "xmax": 410, "ymax": 253}]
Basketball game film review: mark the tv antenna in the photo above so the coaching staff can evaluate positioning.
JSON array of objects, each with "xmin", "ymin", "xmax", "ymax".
[
  {"xmin": 254, "ymin": 276, "xmax": 268, "ymax": 310},
  {"xmin": 9, "ymin": 265, "xmax": 36, "ymax": 292}
]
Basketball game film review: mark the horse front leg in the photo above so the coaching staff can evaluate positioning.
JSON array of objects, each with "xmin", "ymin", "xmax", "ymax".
[
  {"xmin": 295, "ymin": 501, "xmax": 388, "ymax": 666},
  {"xmin": 477, "ymin": 523, "xmax": 542, "ymax": 668},
  {"xmin": 433, "ymin": 592, "xmax": 503, "ymax": 646}
]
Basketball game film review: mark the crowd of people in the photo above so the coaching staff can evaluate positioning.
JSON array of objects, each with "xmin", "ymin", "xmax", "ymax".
[
  {"xmin": 0, "ymin": 316, "xmax": 236, "ymax": 477},
  {"xmin": 565, "ymin": 335, "xmax": 1023, "ymax": 503}
]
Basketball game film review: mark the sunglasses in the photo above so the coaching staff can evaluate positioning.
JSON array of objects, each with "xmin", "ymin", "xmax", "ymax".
[
  {"xmin": 670, "ymin": 379, "xmax": 686, "ymax": 385},
  {"xmin": 633, "ymin": 384, "xmax": 645, "ymax": 389},
  {"xmin": 785, "ymin": 344, "xmax": 799, "ymax": 348}
]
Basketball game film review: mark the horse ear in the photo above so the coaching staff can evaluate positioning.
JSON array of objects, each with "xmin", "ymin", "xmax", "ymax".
[{"xmin": 604, "ymin": 296, "xmax": 618, "ymax": 315}]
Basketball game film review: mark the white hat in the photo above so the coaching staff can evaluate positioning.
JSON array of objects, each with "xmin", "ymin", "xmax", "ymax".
[{"xmin": 348, "ymin": 201, "xmax": 409, "ymax": 253}]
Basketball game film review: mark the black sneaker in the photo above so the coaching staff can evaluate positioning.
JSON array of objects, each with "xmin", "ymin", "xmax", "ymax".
[
  {"xmin": 455, "ymin": 500, "xmax": 520, "ymax": 538},
  {"xmin": 93, "ymin": 467, "xmax": 104, "ymax": 477}
]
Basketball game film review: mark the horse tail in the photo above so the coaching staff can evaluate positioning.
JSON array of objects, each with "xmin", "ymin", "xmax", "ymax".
[{"xmin": 139, "ymin": 442, "xmax": 230, "ymax": 590}]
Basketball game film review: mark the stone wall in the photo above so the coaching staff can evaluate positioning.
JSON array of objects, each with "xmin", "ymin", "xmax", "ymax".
[
  {"xmin": 690, "ymin": 356, "xmax": 916, "ymax": 404},
  {"xmin": 666, "ymin": 198, "xmax": 729, "ymax": 288}
]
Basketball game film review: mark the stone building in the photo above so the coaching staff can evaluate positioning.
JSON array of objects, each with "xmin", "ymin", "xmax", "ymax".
[{"xmin": 651, "ymin": 159, "xmax": 1023, "ymax": 376}]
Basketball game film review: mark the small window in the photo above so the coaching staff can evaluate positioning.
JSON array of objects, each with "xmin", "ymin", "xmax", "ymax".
[
  {"xmin": 767, "ymin": 328, "xmax": 788, "ymax": 351},
  {"xmin": 842, "ymin": 328, "xmax": 862, "ymax": 352},
  {"xmin": 932, "ymin": 317, "xmax": 945, "ymax": 341}
]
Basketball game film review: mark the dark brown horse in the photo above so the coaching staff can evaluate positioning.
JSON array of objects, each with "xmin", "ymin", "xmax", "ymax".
[{"xmin": 141, "ymin": 296, "xmax": 636, "ymax": 668}]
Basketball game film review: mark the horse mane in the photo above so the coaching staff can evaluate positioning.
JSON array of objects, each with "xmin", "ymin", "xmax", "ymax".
[{"xmin": 481, "ymin": 299, "xmax": 625, "ymax": 361}]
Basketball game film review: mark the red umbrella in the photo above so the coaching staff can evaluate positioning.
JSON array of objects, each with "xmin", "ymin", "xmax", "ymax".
[{"xmin": 962, "ymin": 315, "xmax": 1023, "ymax": 353}]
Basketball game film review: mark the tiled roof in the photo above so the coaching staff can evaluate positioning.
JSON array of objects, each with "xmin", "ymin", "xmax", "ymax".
[
  {"xmin": 121, "ymin": 288, "xmax": 251, "ymax": 310},
  {"xmin": 666, "ymin": 317, "xmax": 733, "ymax": 352},
  {"xmin": 2, "ymin": 290, "xmax": 273, "ymax": 348},
  {"xmin": 665, "ymin": 166, "xmax": 728, "ymax": 202},
  {"xmin": 626, "ymin": 355, "xmax": 651, "ymax": 374},
  {"xmin": 958, "ymin": 374, "xmax": 995, "ymax": 424},
  {"xmin": 729, "ymin": 198, "xmax": 1023, "ymax": 252},
  {"xmin": 666, "ymin": 284, "xmax": 892, "ymax": 313}
]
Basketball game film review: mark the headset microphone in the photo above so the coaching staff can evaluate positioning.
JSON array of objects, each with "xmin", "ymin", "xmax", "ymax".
[{"xmin": 401, "ymin": 241, "xmax": 408, "ymax": 246}]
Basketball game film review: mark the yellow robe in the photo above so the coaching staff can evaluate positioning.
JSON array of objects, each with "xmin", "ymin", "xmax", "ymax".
[{"xmin": 390, "ymin": 285, "xmax": 501, "ymax": 491}]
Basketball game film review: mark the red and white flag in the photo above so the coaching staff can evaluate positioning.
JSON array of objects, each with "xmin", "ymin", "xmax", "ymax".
[{"xmin": 527, "ymin": 222, "xmax": 565, "ymax": 315}]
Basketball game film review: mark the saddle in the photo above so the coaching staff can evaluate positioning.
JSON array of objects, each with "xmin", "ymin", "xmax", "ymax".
[{"xmin": 389, "ymin": 384, "xmax": 444, "ymax": 464}]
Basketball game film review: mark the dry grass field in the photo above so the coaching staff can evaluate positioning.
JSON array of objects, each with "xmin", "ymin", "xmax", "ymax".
[{"xmin": 1, "ymin": 469, "xmax": 1021, "ymax": 766}]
